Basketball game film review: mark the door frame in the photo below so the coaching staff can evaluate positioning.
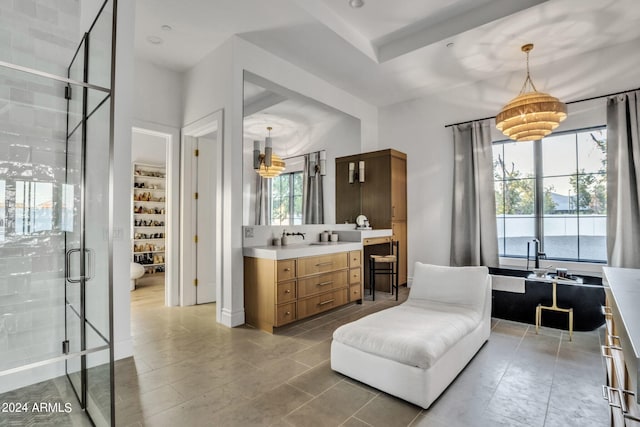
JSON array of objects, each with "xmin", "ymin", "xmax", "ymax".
[
  {"xmin": 181, "ymin": 110, "xmax": 223, "ymax": 309},
  {"xmin": 131, "ymin": 122, "xmax": 180, "ymax": 306}
]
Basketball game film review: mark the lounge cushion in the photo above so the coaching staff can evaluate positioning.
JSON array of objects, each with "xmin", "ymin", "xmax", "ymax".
[
  {"xmin": 409, "ymin": 263, "xmax": 489, "ymax": 312},
  {"xmin": 332, "ymin": 300, "xmax": 481, "ymax": 369}
]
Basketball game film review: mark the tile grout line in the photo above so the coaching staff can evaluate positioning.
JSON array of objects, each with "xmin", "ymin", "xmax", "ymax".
[
  {"xmin": 407, "ymin": 409, "xmax": 424, "ymax": 426},
  {"xmin": 280, "ymin": 378, "xmax": 349, "ymax": 421},
  {"xmin": 473, "ymin": 320, "xmax": 532, "ymax": 423},
  {"xmin": 349, "ymin": 387, "xmax": 382, "ymax": 426},
  {"xmin": 346, "ymin": 415, "xmax": 374, "ymax": 426},
  {"xmin": 541, "ymin": 329, "xmax": 564, "ymax": 427}
]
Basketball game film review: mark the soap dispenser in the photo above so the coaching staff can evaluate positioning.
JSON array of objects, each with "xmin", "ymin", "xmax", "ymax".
[{"xmin": 281, "ymin": 230, "xmax": 288, "ymax": 246}]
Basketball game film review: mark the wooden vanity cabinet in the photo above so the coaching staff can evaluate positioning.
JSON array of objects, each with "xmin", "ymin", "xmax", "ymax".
[
  {"xmin": 602, "ymin": 268, "xmax": 640, "ymax": 426},
  {"xmin": 349, "ymin": 250, "xmax": 362, "ymax": 301},
  {"xmin": 244, "ymin": 250, "xmax": 363, "ymax": 333}
]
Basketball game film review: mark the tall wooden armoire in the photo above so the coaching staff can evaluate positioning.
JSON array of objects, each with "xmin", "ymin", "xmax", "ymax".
[{"xmin": 336, "ymin": 149, "xmax": 407, "ymax": 285}]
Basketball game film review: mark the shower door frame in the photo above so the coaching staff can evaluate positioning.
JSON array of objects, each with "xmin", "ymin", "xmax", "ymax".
[
  {"xmin": 63, "ymin": 0, "xmax": 118, "ymax": 425},
  {"xmin": 0, "ymin": 1, "xmax": 117, "ymax": 426}
]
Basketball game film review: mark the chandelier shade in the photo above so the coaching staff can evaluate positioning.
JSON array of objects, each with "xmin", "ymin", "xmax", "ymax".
[
  {"xmin": 496, "ymin": 44, "xmax": 567, "ymax": 141},
  {"xmin": 257, "ymin": 153, "xmax": 285, "ymax": 178}
]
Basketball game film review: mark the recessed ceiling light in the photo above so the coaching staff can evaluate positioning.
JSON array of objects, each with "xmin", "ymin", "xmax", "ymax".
[
  {"xmin": 161, "ymin": 24, "xmax": 172, "ymax": 32},
  {"xmin": 146, "ymin": 35, "xmax": 163, "ymax": 45},
  {"xmin": 349, "ymin": 0, "xmax": 364, "ymax": 8}
]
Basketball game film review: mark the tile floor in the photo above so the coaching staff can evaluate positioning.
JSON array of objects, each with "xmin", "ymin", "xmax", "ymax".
[{"xmin": 115, "ymin": 282, "xmax": 610, "ymax": 427}]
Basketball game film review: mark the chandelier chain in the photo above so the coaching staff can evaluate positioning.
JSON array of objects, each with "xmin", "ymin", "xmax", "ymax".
[{"xmin": 519, "ymin": 49, "xmax": 538, "ymax": 95}]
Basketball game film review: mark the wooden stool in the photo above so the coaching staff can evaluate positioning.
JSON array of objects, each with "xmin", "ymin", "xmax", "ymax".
[{"xmin": 368, "ymin": 240, "xmax": 400, "ymax": 301}]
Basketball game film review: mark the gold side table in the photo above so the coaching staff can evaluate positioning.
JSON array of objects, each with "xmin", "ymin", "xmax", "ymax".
[{"xmin": 532, "ymin": 276, "xmax": 574, "ymax": 341}]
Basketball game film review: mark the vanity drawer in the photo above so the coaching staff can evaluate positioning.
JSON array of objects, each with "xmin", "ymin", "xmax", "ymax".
[
  {"xmin": 363, "ymin": 236, "xmax": 391, "ymax": 246},
  {"xmin": 298, "ymin": 271, "xmax": 347, "ymax": 298},
  {"xmin": 298, "ymin": 289, "xmax": 348, "ymax": 319},
  {"xmin": 276, "ymin": 281, "xmax": 296, "ymax": 303},
  {"xmin": 277, "ymin": 259, "xmax": 296, "ymax": 282},
  {"xmin": 349, "ymin": 251, "xmax": 362, "ymax": 267},
  {"xmin": 349, "ymin": 267, "xmax": 361, "ymax": 285},
  {"xmin": 349, "ymin": 284, "xmax": 361, "ymax": 301},
  {"xmin": 276, "ymin": 302, "xmax": 296, "ymax": 326},
  {"xmin": 298, "ymin": 253, "xmax": 348, "ymax": 277}
]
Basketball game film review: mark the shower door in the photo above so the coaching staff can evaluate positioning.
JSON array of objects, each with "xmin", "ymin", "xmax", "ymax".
[
  {"xmin": 65, "ymin": 2, "xmax": 115, "ymax": 425},
  {"xmin": 0, "ymin": 1, "xmax": 115, "ymax": 426}
]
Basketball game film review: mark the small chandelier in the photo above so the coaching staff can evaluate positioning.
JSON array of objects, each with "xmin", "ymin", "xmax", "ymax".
[
  {"xmin": 496, "ymin": 44, "xmax": 567, "ymax": 141},
  {"xmin": 253, "ymin": 127, "xmax": 285, "ymax": 178}
]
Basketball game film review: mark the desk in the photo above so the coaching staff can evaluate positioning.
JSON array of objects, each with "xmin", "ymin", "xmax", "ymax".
[{"xmin": 529, "ymin": 274, "xmax": 581, "ymax": 340}]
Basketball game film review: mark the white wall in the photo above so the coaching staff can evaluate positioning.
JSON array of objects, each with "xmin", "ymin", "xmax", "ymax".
[
  {"xmin": 112, "ymin": 0, "xmax": 136, "ymax": 361},
  {"xmin": 182, "ymin": 35, "xmax": 378, "ymax": 327},
  {"xmin": 379, "ymin": 38, "xmax": 640, "ymax": 280},
  {"xmin": 182, "ymin": 39, "xmax": 236, "ymax": 324},
  {"xmin": 132, "ymin": 131, "xmax": 167, "ymax": 165},
  {"xmin": 133, "ymin": 58, "xmax": 183, "ymax": 128}
]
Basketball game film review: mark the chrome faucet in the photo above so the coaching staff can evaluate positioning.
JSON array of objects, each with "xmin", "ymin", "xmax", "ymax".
[
  {"xmin": 285, "ymin": 231, "xmax": 306, "ymax": 240},
  {"xmin": 527, "ymin": 238, "xmax": 546, "ymax": 269}
]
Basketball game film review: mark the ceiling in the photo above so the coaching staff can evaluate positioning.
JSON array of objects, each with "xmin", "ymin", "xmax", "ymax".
[
  {"xmin": 135, "ymin": 0, "xmax": 640, "ymax": 107},
  {"xmin": 243, "ymin": 79, "xmax": 352, "ymax": 158}
]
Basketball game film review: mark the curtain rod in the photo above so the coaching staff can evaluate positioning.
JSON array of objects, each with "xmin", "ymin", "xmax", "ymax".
[
  {"xmin": 282, "ymin": 149, "xmax": 325, "ymax": 161},
  {"xmin": 444, "ymin": 86, "xmax": 640, "ymax": 129}
]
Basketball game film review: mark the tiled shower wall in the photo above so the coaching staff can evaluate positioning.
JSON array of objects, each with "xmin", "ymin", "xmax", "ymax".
[{"xmin": 0, "ymin": 0, "xmax": 83, "ymax": 392}]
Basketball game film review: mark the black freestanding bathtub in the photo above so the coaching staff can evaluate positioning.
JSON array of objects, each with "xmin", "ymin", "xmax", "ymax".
[{"xmin": 489, "ymin": 267, "xmax": 605, "ymax": 332}]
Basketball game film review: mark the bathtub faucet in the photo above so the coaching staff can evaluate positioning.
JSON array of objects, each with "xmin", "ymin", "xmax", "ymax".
[{"xmin": 527, "ymin": 239, "xmax": 546, "ymax": 269}]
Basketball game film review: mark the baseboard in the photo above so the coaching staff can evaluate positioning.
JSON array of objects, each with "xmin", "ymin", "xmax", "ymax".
[
  {"xmin": 114, "ymin": 338, "xmax": 134, "ymax": 360},
  {"xmin": 220, "ymin": 307, "xmax": 245, "ymax": 327}
]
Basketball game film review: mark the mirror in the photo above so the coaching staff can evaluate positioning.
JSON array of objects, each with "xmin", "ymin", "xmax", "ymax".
[{"xmin": 243, "ymin": 71, "xmax": 361, "ymax": 225}]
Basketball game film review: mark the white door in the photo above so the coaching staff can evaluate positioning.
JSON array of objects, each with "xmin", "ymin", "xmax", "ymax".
[
  {"xmin": 180, "ymin": 134, "xmax": 217, "ymax": 305},
  {"xmin": 195, "ymin": 133, "xmax": 217, "ymax": 303}
]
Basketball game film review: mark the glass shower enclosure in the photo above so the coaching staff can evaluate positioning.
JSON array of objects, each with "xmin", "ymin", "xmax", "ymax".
[{"xmin": 0, "ymin": 1, "xmax": 116, "ymax": 425}]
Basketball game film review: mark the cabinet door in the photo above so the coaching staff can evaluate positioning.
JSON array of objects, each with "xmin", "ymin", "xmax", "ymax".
[
  {"xmin": 391, "ymin": 155, "xmax": 407, "ymax": 221},
  {"xmin": 298, "ymin": 253, "xmax": 349, "ymax": 277},
  {"xmin": 298, "ymin": 270, "xmax": 348, "ymax": 298},
  {"xmin": 361, "ymin": 154, "xmax": 391, "ymax": 228},
  {"xmin": 335, "ymin": 158, "xmax": 362, "ymax": 224},
  {"xmin": 298, "ymin": 289, "xmax": 348, "ymax": 319}
]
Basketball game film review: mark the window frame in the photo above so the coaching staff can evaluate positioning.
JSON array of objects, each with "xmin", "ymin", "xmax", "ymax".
[
  {"xmin": 493, "ymin": 125, "xmax": 607, "ymax": 264},
  {"xmin": 269, "ymin": 171, "xmax": 303, "ymax": 226}
]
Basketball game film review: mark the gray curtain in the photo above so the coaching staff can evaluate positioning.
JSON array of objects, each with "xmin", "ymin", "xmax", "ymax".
[
  {"xmin": 606, "ymin": 91, "xmax": 640, "ymax": 268},
  {"xmin": 450, "ymin": 119, "xmax": 499, "ymax": 267},
  {"xmin": 255, "ymin": 174, "xmax": 269, "ymax": 225},
  {"xmin": 302, "ymin": 152, "xmax": 324, "ymax": 224}
]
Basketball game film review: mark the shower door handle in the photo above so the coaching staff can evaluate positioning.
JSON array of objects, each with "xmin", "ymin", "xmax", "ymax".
[
  {"xmin": 66, "ymin": 248, "xmax": 82, "ymax": 283},
  {"xmin": 65, "ymin": 248, "xmax": 95, "ymax": 282},
  {"xmin": 85, "ymin": 248, "xmax": 95, "ymax": 281}
]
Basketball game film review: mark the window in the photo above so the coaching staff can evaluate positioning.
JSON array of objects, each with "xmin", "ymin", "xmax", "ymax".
[
  {"xmin": 0, "ymin": 180, "xmax": 64, "ymax": 241},
  {"xmin": 493, "ymin": 126, "xmax": 607, "ymax": 262},
  {"xmin": 270, "ymin": 172, "xmax": 303, "ymax": 225}
]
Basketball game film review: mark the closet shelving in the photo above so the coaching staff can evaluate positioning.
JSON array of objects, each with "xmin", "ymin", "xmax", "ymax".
[{"xmin": 132, "ymin": 163, "xmax": 166, "ymax": 276}]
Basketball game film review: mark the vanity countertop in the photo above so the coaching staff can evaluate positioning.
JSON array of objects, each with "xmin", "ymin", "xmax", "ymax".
[
  {"xmin": 243, "ymin": 241, "xmax": 363, "ymax": 260},
  {"xmin": 335, "ymin": 229, "xmax": 392, "ymax": 242},
  {"xmin": 603, "ymin": 267, "xmax": 640, "ymax": 360}
]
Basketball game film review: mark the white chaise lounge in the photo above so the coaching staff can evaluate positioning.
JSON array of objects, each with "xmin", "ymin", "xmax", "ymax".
[{"xmin": 331, "ymin": 262, "xmax": 491, "ymax": 409}]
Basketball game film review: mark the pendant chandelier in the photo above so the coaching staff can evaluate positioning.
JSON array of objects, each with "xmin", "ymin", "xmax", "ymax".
[
  {"xmin": 253, "ymin": 127, "xmax": 285, "ymax": 178},
  {"xmin": 496, "ymin": 44, "xmax": 567, "ymax": 141}
]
